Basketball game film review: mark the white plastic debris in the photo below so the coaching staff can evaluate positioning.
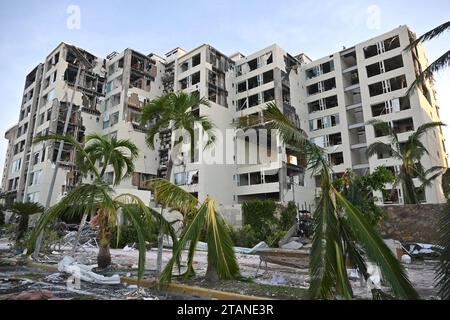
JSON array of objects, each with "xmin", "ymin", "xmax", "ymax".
[
  {"xmin": 58, "ymin": 256, "xmax": 120, "ymax": 285},
  {"xmin": 401, "ymin": 254, "xmax": 412, "ymax": 264},
  {"xmin": 123, "ymin": 245, "xmax": 136, "ymax": 252}
]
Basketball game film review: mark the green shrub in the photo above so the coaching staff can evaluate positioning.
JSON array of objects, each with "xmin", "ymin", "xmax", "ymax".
[
  {"xmin": 110, "ymin": 224, "xmax": 158, "ymax": 249},
  {"xmin": 279, "ymin": 201, "xmax": 297, "ymax": 231},
  {"xmin": 230, "ymin": 224, "xmax": 260, "ymax": 248},
  {"xmin": 242, "ymin": 199, "xmax": 277, "ymax": 229}
]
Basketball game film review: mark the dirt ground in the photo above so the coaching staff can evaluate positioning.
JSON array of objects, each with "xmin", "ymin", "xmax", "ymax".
[{"xmin": 0, "ymin": 238, "xmax": 441, "ymax": 300}]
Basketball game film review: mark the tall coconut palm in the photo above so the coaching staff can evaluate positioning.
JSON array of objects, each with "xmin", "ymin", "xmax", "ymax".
[
  {"xmin": 10, "ymin": 202, "xmax": 45, "ymax": 242},
  {"xmin": 149, "ymin": 178, "xmax": 240, "ymax": 285},
  {"xmin": 31, "ymin": 134, "xmax": 176, "ymax": 274},
  {"xmin": 140, "ymin": 91, "xmax": 216, "ymax": 275},
  {"xmin": 436, "ymin": 168, "xmax": 450, "ymax": 299},
  {"xmin": 263, "ymin": 102, "xmax": 418, "ymax": 299},
  {"xmin": 366, "ymin": 120, "xmax": 446, "ymax": 204},
  {"xmin": 404, "ymin": 21, "xmax": 450, "ymax": 96}
]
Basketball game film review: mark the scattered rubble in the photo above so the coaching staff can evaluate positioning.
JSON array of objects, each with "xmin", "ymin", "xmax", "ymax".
[{"xmin": 58, "ymin": 256, "xmax": 121, "ymax": 285}]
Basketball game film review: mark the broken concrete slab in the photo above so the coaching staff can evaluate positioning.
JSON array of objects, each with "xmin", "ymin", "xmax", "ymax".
[{"xmin": 281, "ymin": 241, "xmax": 303, "ymax": 250}]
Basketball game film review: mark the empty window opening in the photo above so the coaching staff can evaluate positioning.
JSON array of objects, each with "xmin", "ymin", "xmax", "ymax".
[
  {"xmin": 393, "ymin": 117, "xmax": 414, "ymax": 134},
  {"xmin": 263, "ymin": 70, "xmax": 274, "ymax": 84},
  {"xmin": 237, "ymin": 81, "xmax": 247, "ymax": 93},
  {"xmin": 329, "ymin": 152, "xmax": 344, "ymax": 166}
]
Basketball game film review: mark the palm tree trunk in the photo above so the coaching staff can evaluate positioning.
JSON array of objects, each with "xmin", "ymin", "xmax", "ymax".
[
  {"xmin": 98, "ymin": 243, "xmax": 112, "ymax": 269},
  {"xmin": 156, "ymin": 157, "xmax": 174, "ymax": 276},
  {"xmin": 16, "ymin": 214, "xmax": 29, "ymax": 242},
  {"xmin": 97, "ymin": 211, "xmax": 112, "ymax": 269},
  {"xmin": 205, "ymin": 255, "xmax": 219, "ymax": 283}
]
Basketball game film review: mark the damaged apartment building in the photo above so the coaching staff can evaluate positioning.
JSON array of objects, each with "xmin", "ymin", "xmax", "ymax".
[{"xmin": 2, "ymin": 25, "xmax": 448, "ymax": 226}]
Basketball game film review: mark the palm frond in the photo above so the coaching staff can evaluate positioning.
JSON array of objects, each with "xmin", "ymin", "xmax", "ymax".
[
  {"xmin": 34, "ymin": 134, "xmax": 100, "ymax": 178},
  {"xmin": 160, "ymin": 201, "xmax": 209, "ymax": 285},
  {"xmin": 148, "ymin": 178, "xmax": 199, "ymax": 215},
  {"xmin": 309, "ymin": 169, "xmax": 352, "ymax": 299},
  {"xmin": 404, "ymin": 50, "xmax": 450, "ymax": 97},
  {"xmin": 405, "ymin": 21, "xmax": 450, "ymax": 51},
  {"xmin": 263, "ymin": 102, "xmax": 308, "ymax": 148},
  {"xmin": 334, "ymin": 188, "xmax": 419, "ymax": 299},
  {"xmin": 204, "ymin": 196, "xmax": 240, "ymax": 280}
]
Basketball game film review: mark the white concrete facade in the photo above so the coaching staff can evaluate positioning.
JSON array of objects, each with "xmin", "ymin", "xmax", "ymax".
[{"xmin": 2, "ymin": 26, "xmax": 448, "ymax": 220}]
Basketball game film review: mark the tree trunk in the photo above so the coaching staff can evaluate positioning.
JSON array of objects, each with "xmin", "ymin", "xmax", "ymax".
[
  {"xmin": 16, "ymin": 214, "xmax": 29, "ymax": 241},
  {"xmin": 156, "ymin": 157, "xmax": 174, "ymax": 276},
  {"xmin": 97, "ymin": 244, "xmax": 111, "ymax": 269},
  {"xmin": 97, "ymin": 210, "xmax": 112, "ymax": 269},
  {"xmin": 205, "ymin": 261, "xmax": 219, "ymax": 283}
]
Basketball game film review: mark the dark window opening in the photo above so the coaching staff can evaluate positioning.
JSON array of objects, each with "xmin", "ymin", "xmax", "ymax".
[
  {"xmin": 384, "ymin": 55, "xmax": 404, "ymax": 72},
  {"xmin": 263, "ymin": 89, "xmax": 275, "ymax": 103},
  {"xmin": 248, "ymin": 59, "xmax": 258, "ymax": 71},
  {"xmin": 248, "ymin": 75, "xmax": 259, "ymax": 90},
  {"xmin": 323, "ymin": 78, "xmax": 336, "ymax": 91},
  {"xmin": 192, "ymin": 54, "xmax": 201, "ymax": 67},
  {"xmin": 393, "ymin": 117, "xmax": 414, "ymax": 134},
  {"xmin": 263, "ymin": 70, "xmax": 274, "ymax": 84},
  {"xmin": 329, "ymin": 152, "xmax": 344, "ymax": 166},
  {"xmin": 237, "ymin": 81, "xmax": 247, "ymax": 93}
]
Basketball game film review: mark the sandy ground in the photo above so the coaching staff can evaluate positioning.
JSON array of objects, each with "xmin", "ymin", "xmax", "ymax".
[{"xmin": 0, "ymin": 238, "xmax": 440, "ymax": 299}]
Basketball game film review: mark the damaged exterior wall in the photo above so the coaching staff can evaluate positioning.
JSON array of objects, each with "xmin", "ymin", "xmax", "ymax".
[{"xmin": 1, "ymin": 25, "xmax": 448, "ymax": 228}]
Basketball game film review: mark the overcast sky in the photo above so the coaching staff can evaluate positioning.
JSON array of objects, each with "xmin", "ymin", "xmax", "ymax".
[{"xmin": 0, "ymin": 0, "xmax": 449, "ymax": 180}]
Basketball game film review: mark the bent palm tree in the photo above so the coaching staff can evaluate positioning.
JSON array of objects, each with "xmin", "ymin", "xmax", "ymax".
[
  {"xmin": 149, "ymin": 178, "xmax": 240, "ymax": 285},
  {"xmin": 404, "ymin": 21, "xmax": 450, "ymax": 96},
  {"xmin": 366, "ymin": 120, "xmax": 445, "ymax": 204},
  {"xmin": 31, "ymin": 134, "xmax": 176, "ymax": 275},
  {"xmin": 140, "ymin": 91, "xmax": 216, "ymax": 275},
  {"xmin": 264, "ymin": 102, "xmax": 418, "ymax": 299}
]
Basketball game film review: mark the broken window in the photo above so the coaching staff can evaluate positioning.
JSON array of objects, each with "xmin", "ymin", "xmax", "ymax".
[
  {"xmin": 329, "ymin": 152, "xmax": 344, "ymax": 166},
  {"xmin": 323, "ymin": 78, "xmax": 336, "ymax": 91},
  {"xmin": 307, "ymin": 83, "xmax": 319, "ymax": 96},
  {"xmin": 371, "ymin": 101, "xmax": 388, "ymax": 116},
  {"xmin": 174, "ymin": 172, "xmax": 186, "ymax": 186},
  {"xmin": 366, "ymin": 62, "xmax": 383, "ymax": 77},
  {"xmin": 247, "ymin": 75, "xmax": 259, "ymax": 90},
  {"xmin": 329, "ymin": 133, "xmax": 342, "ymax": 146},
  {"xmin": 393, "ymin": 117, "xmax": 414, "ymax": 134},
  {"xmin": 192, "ymin": 54, "xmax": 201, "ymax": 67},
  {"xmin": 364, "ymin": 35, "xmax": 401, "ymax": 59},
  {"xmin": 237, "ymin": 81, "xmax": 247, "ymax": 93},
  {"xmin": 383, "ymin": 189, "xmax": 400, "ymax": 204},
  {"xmin": 237, "ymin": 98, "xmax": 247, "ymax": 111},
  {"xmin": 187, "ymin": 170, "xmax": 199, "ymax": 185},
  {"xmin": 389, "ymin": 75, "xmax": 407, "ymax": 91},
  {"xmin": 263, "ymin": 70, "xmax": 274, "ymax": 84},
  {"xmin": 369, "ymin": 81, "xmax": 385, "ymax": 97},
  {"xmin": 263, "ymin": 88, "xmax": 275, "ymax": 103},
  {"xmin": 191, "ymin": 72, "xmax": 200, "ymax": 85},
  {"xmin": 264, "ymin": 170, "xmax": 279, "ymax": 183},
  {"xmin": 248, "ymin": 94, "xmax": 260, "ymax": 108},
  {"xmin": 248, "ymin": 58, "xmax": 258, "ymax": 71},
  {"xmin": 324, "ymin": 95, "xmax": 338, "ymax": 109},
  {"xmin": 384, "ymin": 55, "xmax": 404, "ymax": 72},
  {"xmin": 374, "ymin": 122, "xmax": 391, "ymax": 137},
  {"xmin": 179, "ymin": 77, "xmax": 188, "ymax": 89},
  {"xmin": 308, "ymin": 100, "xmax": 321, "ymax": 113}
]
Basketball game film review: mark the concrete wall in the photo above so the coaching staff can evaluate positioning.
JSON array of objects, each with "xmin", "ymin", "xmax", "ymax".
[{"xmin": 378, "ymin": 204, "xmax": 445, "ymax": 243}]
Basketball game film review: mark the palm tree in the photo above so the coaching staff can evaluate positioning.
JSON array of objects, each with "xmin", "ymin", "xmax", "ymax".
[
  {"xmin": 30, "ymin": 134, "xmax": 176, "ymax": 276},
  {"xmin": 35, "ymin": 133, "xmax": 140, "ymax": 255},
  {"xmin": 404, "ymin": 21, "xmax": 450, "ymax": 96},
  {"xmin": 149, "ymin": 178, "xmax": 240, "ymax": 284},
  {"xmin": 263, "ymin": 102, "xmax": 418, "ymax": 299},
  {"xmin": 82, "ymin": 133, "xmax": 139, "ymax": 184},
  {"xmin": 367, "ymin": 120, "xmax": 446, "ymax": 204},
  {"xmin": 10, "ymin": 202, "xmax": 44, "ymax": 242},
  {"xmin": 140, "ymin": 91, "xmax": 216, "ymax": 275},
  {"xmin": 436, "ymin": 169, "xmax": 450, "ymax": 299}
]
